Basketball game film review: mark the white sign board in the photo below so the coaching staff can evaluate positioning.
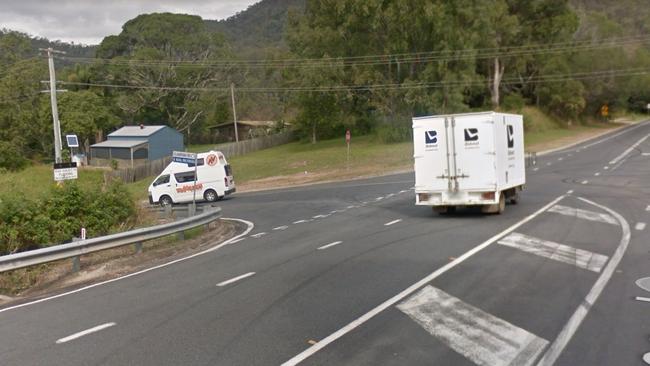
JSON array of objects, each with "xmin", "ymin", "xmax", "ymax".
[
  {"xmin": 53, "ymin": 162, "xmax": 78, "ymax": 181},
  {"xmin": 172, "ymin": 151, "xmax": 198, "ymax": 165}
]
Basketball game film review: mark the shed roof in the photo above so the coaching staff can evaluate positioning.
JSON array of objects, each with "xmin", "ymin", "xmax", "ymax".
[
  {"xmin": 108, "ymin": 125, "xmax": 166, "ymax": 137},
  {"xmin": 91, "ymin": 140, "xmax": 148, "ymax": 149}
]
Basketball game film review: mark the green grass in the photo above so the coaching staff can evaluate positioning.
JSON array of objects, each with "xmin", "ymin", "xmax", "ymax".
[{"xmin": 0, "ymin": 164, "xmax": 105, "ymax": 198}]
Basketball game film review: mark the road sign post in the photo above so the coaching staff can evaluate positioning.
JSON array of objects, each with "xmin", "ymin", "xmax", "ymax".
[
  {"xmin": 173, "ymin": 151, "xmax": 198, "ymax": 215},
  {"xmin": 345, "ymin": 130, "xmax": 351, "ymax": 170}
]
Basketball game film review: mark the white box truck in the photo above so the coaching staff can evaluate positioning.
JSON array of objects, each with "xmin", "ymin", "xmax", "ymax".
[
  {"xmin": 148, "ymin": 150, "xmax": 235, "ymax": 206},
  {"xmin": 413, "ymin": 111, "xmax": 525, "ymax": 214}
]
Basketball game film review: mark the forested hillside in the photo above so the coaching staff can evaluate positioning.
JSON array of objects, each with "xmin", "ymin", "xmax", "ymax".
[{"xmin": 1, "ymin": 0, "xmax": 650, "ymax": 171}]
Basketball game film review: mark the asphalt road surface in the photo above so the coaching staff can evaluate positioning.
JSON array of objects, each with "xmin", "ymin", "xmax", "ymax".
[{"xmin": 2, "ymin": 122, "xmax": 650, "ymax": 366}]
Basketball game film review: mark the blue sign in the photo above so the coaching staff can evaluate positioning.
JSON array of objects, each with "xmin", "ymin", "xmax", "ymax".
[{"xmin": 172, "ymin": 157, "xmax": 197, "ymax": 165}]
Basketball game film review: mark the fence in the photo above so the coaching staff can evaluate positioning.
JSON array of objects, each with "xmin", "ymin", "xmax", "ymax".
[
  {"xmin": 213, "ymin": 131, "xmax": 293, "ymax": 158},
  {"xmin": 104, "ymin": 156, "xmax": 172, "ymax": 184}
]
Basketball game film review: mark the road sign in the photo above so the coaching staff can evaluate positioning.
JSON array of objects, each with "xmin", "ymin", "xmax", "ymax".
[
  {"xmin": 172, "ymin": 151, "xmax": 198, "ymax": 165},
  {"xmin": 80, "ymin": 227, "xmax": 86, "ymax": 240},
  {"xmin": 53, "ymin": 162, "xmax": 77, "ymax": 181},
  {"xmin": 345, "ymin": 129, "xmax": 351, "ymax": 143},
  {"xmin": 600, "ymin": 104, "xmax": 609, "ymax": 117}
]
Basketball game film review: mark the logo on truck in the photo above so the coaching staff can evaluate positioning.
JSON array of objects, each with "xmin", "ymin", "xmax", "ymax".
[
  {"xmin": 507, "ymin": 125, "xmax": 515, "ymax": 148},
  {"xmin": 425, "ymin": 130, "xmax": 438, "ymax": 145},
  {"xmin": 206, "ymin": 154, "xmax": 218, "ymax": 166}
]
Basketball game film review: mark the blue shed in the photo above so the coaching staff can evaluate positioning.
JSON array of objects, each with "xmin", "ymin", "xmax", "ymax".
[{"xmin": 90, "ymin": 125, "xmax": 184, "ymax": 168}]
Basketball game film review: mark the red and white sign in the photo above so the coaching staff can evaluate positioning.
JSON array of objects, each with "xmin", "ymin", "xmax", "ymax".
[
  {"xmin": 345, "ymin": 130, "xmax": 351, "ymax": 144},
  {"xmin": 206, "ymin": 154, "xmax": 218, "ymax": 166},
  {"xmin": 80, "ymin": 227, "xmax": 86, "ymax": 240}
]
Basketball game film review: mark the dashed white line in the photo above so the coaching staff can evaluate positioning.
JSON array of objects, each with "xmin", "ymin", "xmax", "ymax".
[
  {"xmin": 386, "ymin": 193, "xmax": 395, "ymax": 198},
  {"xmin": 273, "ymin": 226, "xmax": 289, "ymax": 231},
  {"xmin": 533, "ymin": 167, "xmax": 539, "ymax": 172},
  {"xmin": 558, "ymin": 157, "xmax": 564, "ymax": 161},
  {"xmin": 603, "ymin": 166, "xmax": 609, "ymax": 170},
  {"xmin": 546, "ymin": 162, "xmax": 552, "ymax": 166},
  {"xmin": 566, "ymin": 190, "xmax": 574, "ymax": 194},
  {"xmin": 635, "ymin": 222, "xmax": 646, "ymax": 231},
  {"xmin": 347, "ymin": 205, "xmax": 355, "ymax": 209},
  {"xmin": 216, "ymin": 272, "xmax": 255, "ymax": 287},
  {"xmin": 280, "ymin": 195, "xmax": 566, "ymax": 366},
  {"xmin": 581, "ymin": 180, "xmax": 589, "ymax": 185},
  {"xmin": 594, "ymin": 172, "xmax": 600, "ymax": 176},
  {"xmin": 250, "ymin": 232, "xmax": 267, "ymax": 238},
  {"xmin": 317, "ymin": 241, "xmax": 343, "ymax": 250},
  {"xmin": 399, "ymin": 190, "xmax": 408, "ymax": 194},
  {"xmin": 375, "ymin": 196, "xmax": 384, "ymax": 201},
  {"xmin": 56, "ymin": 323, "xmax": 116, "ymax": 344},
  {"xmin": 384, "ymin": 219, "xmax": 402, "ymax": 226},
  {"xmin": 636, "ymin": 297, "xmax": 650, "ymax": 303},
  {"xmin": 293, "ymin": 219, "xmax": 309, "ymax": 224},
  {"xmin": 642, "ymin": 153, "xmax": 650, "ymax": 156},
  {"xmin": 646, "ymin": 205, "xmax": 650, "ymax": 212}
]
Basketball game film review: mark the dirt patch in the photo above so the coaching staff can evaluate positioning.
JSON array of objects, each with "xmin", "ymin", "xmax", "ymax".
[{"xmin": 0, "ymin": 219, "xmax": 246, "ymax": 305}]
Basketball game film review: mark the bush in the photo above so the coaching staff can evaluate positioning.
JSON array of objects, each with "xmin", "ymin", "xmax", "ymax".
[
  {"xmin": 502, "ymin": 93, "xmax": 526, "ymax": 113},
  {"xmin": 0, "ymin": 141, "xmax": 29, "ymax": 172},
  {"xmin": 374, "ymin": 125, "xmax": 412, "ymax": 143},
  {"xmin": 0, "ymin": 182, "xmax": 136, "ymax": 255}
]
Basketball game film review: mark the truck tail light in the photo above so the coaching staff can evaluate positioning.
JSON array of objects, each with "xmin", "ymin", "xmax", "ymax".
[
  {"xmin": 481, "ymin": 192, "xmax": 495, "ymax": 200},
  {"xmin": 418, "ymin": 193, "xmax": 430, "ymax": 202}
]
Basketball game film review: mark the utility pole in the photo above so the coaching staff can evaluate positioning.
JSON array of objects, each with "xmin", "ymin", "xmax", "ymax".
[
  {"xmin": 230, "ymin": 83, "xmax": 239, "ymax": 142},
  {"xmin": 40, "ymin": 47, "xmax": 66, "ymax": 163}
]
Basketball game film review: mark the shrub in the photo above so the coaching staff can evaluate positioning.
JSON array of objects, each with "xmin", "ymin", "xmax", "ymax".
[
  {"xmin": 502, "ymin": 93, "xmax": 526, "ymax": 113},
  {"xmin": 374, "ymin": 125, "xmax": 412, "ymax": 143},
  {"xmin": 0, "ymin": 141, "xmax": 29, "ymax": 172}
]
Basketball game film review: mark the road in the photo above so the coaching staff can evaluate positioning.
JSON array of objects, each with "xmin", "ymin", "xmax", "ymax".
[{"xmin": 2, "ymin": 122, "xmax": 650, "ymax": 365}]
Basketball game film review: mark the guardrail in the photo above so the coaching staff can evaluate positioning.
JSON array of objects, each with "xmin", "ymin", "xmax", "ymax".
[{"xmin": 0, "ymin": 207, "xmax": 222, "ymax": 273}]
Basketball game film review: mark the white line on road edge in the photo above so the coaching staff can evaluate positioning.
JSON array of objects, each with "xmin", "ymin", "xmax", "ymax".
[
  {"xmin": 536, "ymin": 197, "xmax": 630, "ymax": 366},
  {"xmin": 558, "ymin": 157, "xmax": 563, "ymax": 161},
  {"xmin": 216, "ymin": 272, "xmax": 255, "ymax": 287},
  {"xmin": 273, "ymin": 226, "xmax": 289, "ymax": 231},
  {"xmin": 609, "ymin": 133, "xmax": 650, "ymax": 165},
  {"xmin": 635, "ymin": 222, "xmax": 646, "ymax": 231},
  {"xmin": 375, "ymin": 196, "xmax": 384, "ymax": 201},
  {"xmin": 498, "ymin": 233, "xmax": 608, "ymax": 273},
  {"xmin": 566, "ymin": 190, "xmax": 574, "ymax": 194},
  {"xmin": 533, "ymin": 167, "xmax": 539, "ymax": 171},
  {"xmin": 635, "ymin": 296, "xmax": 650, "ymax": 303},
  {"xmin": 280, "ymin": 195, "xmax": 565, "ymax": 366},
  {"xmin": 56, "ymin": 322, "xmax": 116, "ymax": 344},
  {"xmin": 317, "ymin": 241, "xmax": 343, "ymax": 250},
  {"xmin": 546, "ymin": 162, "xmax": 552, "ymax": 166},
  {"xmin": 398, "ymin": 286, "xmax": 548, "ymax": 366},
  {"xmin": 0, "ymin": 218, "xmax": 255, "ymax": 314},
  {"xmin": 603, "ymin": 166, "xmax": 609, "ymax": 170},
  {"xmin": 541, "ymin": 121, "xmax": 649, "ymax": 156},
  {"xmin": 384, "ymin": 219, "xmax": 402, "ymax": 226}
]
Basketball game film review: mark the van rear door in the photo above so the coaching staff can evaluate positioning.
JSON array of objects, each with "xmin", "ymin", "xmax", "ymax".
[{"xmin": 449, "ymin": 114, "xmax": 497, "ymax": 191}]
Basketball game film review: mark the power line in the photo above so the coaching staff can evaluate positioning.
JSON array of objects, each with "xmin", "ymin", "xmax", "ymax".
[
  {"xmin": 54, "ymin": 67, "xmax": 650, "ymax": 93},
  {"xmin": 57, "ymin": 35, "xmax": 650, "ymax": 69}
]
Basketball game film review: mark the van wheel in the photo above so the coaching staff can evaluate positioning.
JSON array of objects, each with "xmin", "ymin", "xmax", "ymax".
[
  {"xmin": 160, "ymin": 195, "xmax": 173, "ymax": 207},
  {"xmin": 204, "ymin": 189, "xmax": 218, "ymax": 202}
]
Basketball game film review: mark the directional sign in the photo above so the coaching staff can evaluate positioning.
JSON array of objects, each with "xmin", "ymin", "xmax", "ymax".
[
  {"xmin": 53, "ymin": 162, "xmax": 78, "ymax": 181},
  {"xmin": 172, "ymin": 151, "xmax": 198, "ymax": 165}
]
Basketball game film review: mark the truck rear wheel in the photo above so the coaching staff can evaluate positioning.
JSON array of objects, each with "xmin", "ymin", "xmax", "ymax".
[{"xmin": 482, "ymin": 192, "xmax": 505, "ymax": 214}]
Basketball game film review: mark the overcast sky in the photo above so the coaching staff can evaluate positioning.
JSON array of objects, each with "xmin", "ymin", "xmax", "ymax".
[{"xmin": 0, "ymin": 0, "xmax": 260, "ymax": 45}]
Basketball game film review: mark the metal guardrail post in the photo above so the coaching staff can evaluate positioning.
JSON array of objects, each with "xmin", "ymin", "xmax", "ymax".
[
  {"xmin": 134, "ymin": 242, "xmax": 143, "ymax": 254},
  {"xmin": 71, "ymin": 256, "xmax": 80, "ymax": 272},
  {"xmin": 177, "ymin": 231, "xmax": 185, "ymax": 241}
]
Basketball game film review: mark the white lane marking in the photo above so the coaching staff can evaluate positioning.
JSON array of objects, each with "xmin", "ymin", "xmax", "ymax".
[
  {"xmin": 594, "ymin": 172, "xmax": 600, "ymax": 176},
  {"xmin": 216, "ymin": 272, "xmax": 255, "ymax": 287},
  {"xmin": 281, "ymin": 195, "xmax": 565, "ymax": 366},
  {"xmin": 312, "ymin": 215, "xmax": 326, "ymax": 219},
  {"xmin": 636, "ymin": 297, "xmax": 650, "ymax": 303},
  {"xmin": 384, "ymin": 219, "xmax": 402, "ymax": 226},
  {"xmin": 375, "ymin": 196, "xmax": 384, "ymax": 201},
  {"xmin": 536, "ymin": 197, "xmax": 630, "ymax": 366},
  {"xmin": 293, "ymin": 219, "xmax": 309, "ymax": 224},
  {"xmin": 581, "ymin": 180, "xmax": 588, "ymax": 185},
  {"xmin": 56, "ymin": 323, "xmax": 116, "ymax": 344},
  {"xmin": 643, "ymin": 153, "xmax": 650, "ymax": 156},
  {"xmin": 317, "ymin": 241, "xmax": 343, "ymax": 250},
  {"xmin": 250, "ymin": 232, "xmax": 267, "ymax": 238},
  {"xmin": 558, "ymin": 157, "xmax": 564, "ymax": 161},
  {"xmin": 635, "ymin": 222, "xmax": 646, "ymax": 231},
  {"xmin": 603, "ymin": 166, "xmax": 609, "ymax": 170},
  {"xmin": 548, "ymin": 204, "xmax": 618, "ymax": 225},
  {"xmin": 643, "ymin": 352, "xmax": 650, "ymax": 365},
  {"xmin": 498, "ymin": 233, "xmax": 608, "ymax": 273},
  {"xmin": 566, "ymin": 190, "xmax": 574, "ymax": 194},
  {"xmin": 568, "ymin": 153, "xmax": 573, "ymax": 157},
  {"xmin": 399, "ymin": 190, "xmax": 408, "ymax": 194},
  {"xmin": 636, "ymin": 277, "xmax": 650, "ymax": 292},
  {"xmin": 398, "ymin": 286, "xmax": 548, "ymax": 366},
  {"xmin": 229, "ymin": 237, "xmax": 247, "ymax": 244},
  {"xmin": 609, "ymin": 133, "xmax": 650, "ymax": 165},
  {"xmin": 346, "ymin": 205, "xmax": 355, "ymax": 209},
  {"xmin": 646, "ymin": 205, "xmax": 650, "ymax": 211},
  {"xmin": 329, "ymin": 210, "xmax": 338, "ymax": 214},
  {"xmin": 533, "ymin": 168, "xmax": 539, "ymax": 172},
  {"xmin": 0, "ymin": 218, "xmax": 254, "ymax": 314},
  {"xmin": 273, "ymin": 226, "xmax": 289, "ymax": 231},
  {"xmin": 546, "ymin": 162, "xmax": 552, "ymax": 166},
  {"xmin": 386, "ymin": 193, "xmax": 395, "ymax": 198}
]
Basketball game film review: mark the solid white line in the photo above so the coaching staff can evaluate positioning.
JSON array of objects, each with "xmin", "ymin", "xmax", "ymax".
[
  {"xmin": 643, "ymin": 352, "xmax": 650, "ymax": 365},
  {"xmin": 498, "ymin": 233, "xmax": 608, "ymax": 273},
  {"xmin": 273, "ymin": 226, "xmax": 289, "ymax": 231},
  {"xmin": 346, "ymin": 205, "xmax": 355, "ymax": 209},
  {"xmin": 546, "ymin": 162, "xmax": 552, "ymax": 166},
  {"xmin": 398, "ymin": 286, "xmax": 548, "ymax": 366},
  {"xmin": 216, "ymin": 272, "xmax": 255, "ymax": 287},
  {"xmin": 636, "ymin": 296, "xmax": 650, "ymax": 303},
  {"xmin": 635, "ymin": 222, "xmax": 646, "ymax": 231},
  {"xmin": 317, "ymin": 241, "xmax": 342, "ymax": 250},
  {"xmin": 548, "ymin": 204, "xmax": 618, "ymax": 225},
  {"xmin": 581, "ymin": 180, "xmax": 589, "ymax": 185},
  {"xmin": 609, "ymin": 133, "xmax": 650, "ymax": 165},
  {"xmin": 594, "ymin": 172, "xmax": 600, "ymax": 176},
  {"xmin": 399, "ymin": 190, "xmax": 408, "ymax": 194},
  {"xmin": 541, "ymin": 121, "xmax": 648, "ymax": 156},
  {"xmin": 536, "ymin": 197, "xmax": 630, "ymax": 366},
  {"xmin": 0, "ymin": 218, "xmax": 255, "ymax": 314},
  {"xmin": 384, "ymin": 219, "xmax": 402, "ymax": 226},
  {"xmin": 375, "ymin": 196, "xmax": 384, "ymax": 201},
  {"xmin": 250, "ymin": 232, "xmax": 267, "ymax": 238},
  {"xmin": 281, "ymin": 195, "xmax": 565, "ymax": 366},
  {"xmin": 56, "ymin": 322, "xmax": 116, "ymax": 344},
  {"xmin": 229, "ymin": 237, "xmax": 247, "ymax": 244},
  {"xmin": 533, "ymin": 167, "xmax": 539, "ymax": 172},
  {"xmin": 386, "ymin": 193, "xmax": 395, "ymax": 198}
]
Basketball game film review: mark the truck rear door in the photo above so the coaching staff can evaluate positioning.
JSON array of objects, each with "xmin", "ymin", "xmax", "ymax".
[{"xmin": 448, "ymin": 114, "xmax": 497, "ymax": 191}]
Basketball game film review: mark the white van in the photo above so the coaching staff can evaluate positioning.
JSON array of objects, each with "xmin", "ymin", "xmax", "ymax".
[{"xmin": 148, "ymin": 151, "xmax": 235, "ymax": 206}]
